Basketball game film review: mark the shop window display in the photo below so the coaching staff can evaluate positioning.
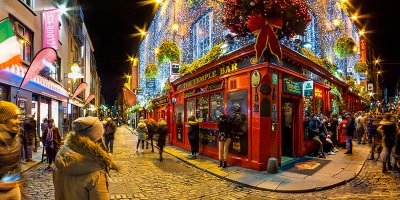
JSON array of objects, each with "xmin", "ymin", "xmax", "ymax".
[
  {"xmin": 227, "ymin": 90, "xmax": 248, "ymax": 155},
  {"xmin": 304, "ymin": 96, "xmax": 313, "ymax": 119},
  {"xmin": 196, "ymin": 96, "xmax": 209, "ymax": 122},
  {"xmin": 186, "ymin": 98, "xmax": 196, "ymax": 121},
  {"xmin": 210, "ymin": 92, "xmax": 224, "ymax": 122}
]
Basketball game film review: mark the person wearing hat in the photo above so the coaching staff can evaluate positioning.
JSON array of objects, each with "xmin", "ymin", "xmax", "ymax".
[
  {"xmin": 42, "ymin": 118, "xmax": 61, "ymax": 170},
  {"xmin": 0, "ymin": 101, "xmax": 23, "ymax": 199},
  {"xmin": 53, "ymin": 116, "xmax": 118, "ymax": 200},
  {"xmin": 136, "ymin": 117, "xmax": 148, "ymax": 154}
]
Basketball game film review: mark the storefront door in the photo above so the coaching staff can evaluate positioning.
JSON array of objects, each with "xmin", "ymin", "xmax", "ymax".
[{"xmin": 281, "ymin": 98, "xmax": 294, "ymax": 157}]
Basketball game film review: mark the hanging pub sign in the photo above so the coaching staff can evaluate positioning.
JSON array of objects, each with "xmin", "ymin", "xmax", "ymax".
[
  {"xmin": 170, "ymin": 62, "xmax": 180, "ymax": 75},
  {"xmin": 360, "ymin": 38, "xmax": 367, "ymax": 62},
  {"xmin": 146, "ymin": 78, "xmax": 156, "ymax": 91},
  {"xmin": 303, "ymin": 81, "xmax": 314, "ymax": 97},
  {"xmin": 154, "ymin": 96, "xmax": 169, "ymax": 106},
  {"xmin": 283, "ymin": 78, "xmax": 302, "ymax": 96}
]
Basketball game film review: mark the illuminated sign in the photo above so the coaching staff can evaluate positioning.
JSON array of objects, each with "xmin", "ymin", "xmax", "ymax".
[
  {"xmin": 315, "ymin": 88, "xmax": 323, "ymax": 97},
  {"xmin": 283, "ymin": 78, "xmax": 302, "ymax": 96},
  {"xmin": 170, "ymin": 62, "xmax": 180, "ymax": 75},
  {"xmin": 303, "ymin": 81, "xmax": 314, "ymax": 97},
  {"xmin": 154, "ymin": 96, "xmax": 169, "ymax": 106},
  {"xmin": 360, "ymin": 38, "xmax": 366, "ymax": 62}
]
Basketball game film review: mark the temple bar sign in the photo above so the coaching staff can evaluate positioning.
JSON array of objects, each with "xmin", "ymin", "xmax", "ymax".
[
  {"xmin": 154, "ymin": 97, "xmax": 169, "ymax": 106},
  {"xmin": 176, "ymin": 56, "xmax": 263, "ymax": 91}
]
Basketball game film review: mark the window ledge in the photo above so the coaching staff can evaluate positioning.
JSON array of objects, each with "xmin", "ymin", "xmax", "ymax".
[{"xmin": 18, "ymin": 0, "xmax": 37, "ymax": 17}]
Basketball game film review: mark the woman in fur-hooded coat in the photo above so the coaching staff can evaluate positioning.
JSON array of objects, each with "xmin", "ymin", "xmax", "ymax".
[{"xmin": 53, "ymin": 116, "xmax": 118, "ymax": 200}]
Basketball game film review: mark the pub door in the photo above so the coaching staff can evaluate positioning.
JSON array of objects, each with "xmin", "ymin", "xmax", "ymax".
[{"xmin": 281, "ymin": 98, "xmax": 296, "ymax": 157}]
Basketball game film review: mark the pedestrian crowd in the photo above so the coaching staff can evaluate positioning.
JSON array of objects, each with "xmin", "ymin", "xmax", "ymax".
[{"xmin": 307, "ymin": 110, "xmax": 400, "ymax": 174}]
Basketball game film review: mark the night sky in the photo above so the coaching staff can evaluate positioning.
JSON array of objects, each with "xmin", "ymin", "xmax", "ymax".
[{"xmin": 78, "ymin": 0, "xmax": 400, "ymax": 105}]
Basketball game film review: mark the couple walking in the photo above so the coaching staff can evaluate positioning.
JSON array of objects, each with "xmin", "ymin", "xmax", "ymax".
[{"xmin": 136, "ymin": 117, "xmax": 168, "ymax": 161}]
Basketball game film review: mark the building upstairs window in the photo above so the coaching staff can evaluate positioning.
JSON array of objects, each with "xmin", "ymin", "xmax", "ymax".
[
  {"xmin": 192, "ymin": 11, "xmax": 213, "ymax": 60},
  {"xmin": 20, "ymin": 0, "xmax": 34, "ymax": 9},
  {"xmin": 9, "ymin": 16, "xmax": 33, "ymax": 64}
]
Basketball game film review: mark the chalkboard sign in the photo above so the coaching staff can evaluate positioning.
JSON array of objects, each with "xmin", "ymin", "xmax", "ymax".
[
  {"xmin": 170, "ymin": 62, "xmax": 180, "ymax": 75},
  {"xmin": 146, "ymin": 78, "xmax": 156, "ymax": 91}
]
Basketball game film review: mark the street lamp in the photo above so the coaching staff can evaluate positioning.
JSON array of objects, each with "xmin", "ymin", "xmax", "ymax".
[{"xmin": 66, "ymin": 63, "xmax": 84, "ymax": 131}]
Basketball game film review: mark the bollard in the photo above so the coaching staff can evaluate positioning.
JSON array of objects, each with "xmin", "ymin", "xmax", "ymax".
[{"xmin": 267, "ymin": 157, "xmax": 278, "ymax": 174}]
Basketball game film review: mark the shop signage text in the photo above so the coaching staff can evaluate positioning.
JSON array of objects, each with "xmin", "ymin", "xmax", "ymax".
[
  {"xmin": 283, "ymin": 78, "xmax": 302, "ymax": 96},
  {"xmin": 315, "ymin": 88, "xmax": 323, "ymax": 97},
  {"xmin": 303, "ymin": 81, "xmax": 314, "ymax": 97},
  {"xmin": 154, "ymin": 97, "xmax": 169, "ymax": 106},
  {"xmin": 43, "ymin": 9, "xmax": 59, "ymax": 50}
]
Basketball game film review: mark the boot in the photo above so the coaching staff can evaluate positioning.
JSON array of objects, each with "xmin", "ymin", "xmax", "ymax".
[
  {"xmin": 222, "ymin": 161, "xmax": 227, "ymax": 168},
  {"xmin": 382, "ymin": 162, "xmax": 390, "ymax": 174},
  {"xmin": 367, "ymin": 154, "xmax": 375, "ymax": 160},
  {"xmin": 218, "ymin": 160, "xmax": 223, "ymax": 167}
]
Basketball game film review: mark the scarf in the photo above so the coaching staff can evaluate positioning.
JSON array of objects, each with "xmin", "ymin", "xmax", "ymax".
[
  {"xmin": 0, "ymin": 124, "xmax": 21, "ymax": 177},
  {"xmin": 46, "ymin": 128, "xmax": 54, "ymax": 148}
]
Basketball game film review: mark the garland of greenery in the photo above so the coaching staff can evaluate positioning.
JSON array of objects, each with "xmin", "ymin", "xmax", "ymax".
[
  {"xmin": 157, "ymin": 41, "xmax": 180, "ymax": 64},
  {"xmin": 145, "ymin": 63, "xmax": 158, "ymax": 78},
  {"xmin": 323, "ymin": 58, "xmax": 337, "ymax": 74},
  {"xmin": 300, "ymin": 48, "xmax": 337, "ymax": 74},
  {"xmin": 131, "ymin": 104, "xmax": 140, "ymax": 112},
  {"xmin": 222, "ymin": 0, "xmax": 311, "ymax": 38},
  {"xmin": 334, "ymin": 36, "xmax": 357, "ymax": 59},
  {"xmin": 354, "ymin": 61, "xmax": 367, "ymax": 73},
  {"xmin": 179, "ymin": 43, "xmax": 223, "ymax": 75}
]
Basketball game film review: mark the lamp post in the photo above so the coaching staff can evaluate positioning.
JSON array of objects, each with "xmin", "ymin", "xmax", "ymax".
[{"xmin": 66, "ymin": 63, "xmax": 84, "ymax": 131}]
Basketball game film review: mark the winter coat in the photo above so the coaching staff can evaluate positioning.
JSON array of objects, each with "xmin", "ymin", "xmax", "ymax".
[
  {"xmin": 53, "ymin": 133, "xmax": 117, "ymax": 200},
  {"xmin": 367, "ymin": 119, "xmax": 378, "ymax": 138},
  {"xmin": 188, "ymin": 121, "xmax": 199, "ymax": 141},
  {"xmin": 218, "ymin": 117, "xmax": 232, "ymax": 140},
  {"xmin": 377, "ymin": 119, "xmax": 396, "ymax": 148},
  {"xmin": 345, "ymin": 117, "xmax": 355, "ymax": 136},
  {"xmin": 338, "ymin": 119, "xmax": 347, "ymax": 143},
  {"xmin": 157, "ymin": 125, "xmax": 168, "ymax": 147},
  {"xmin": 308, "ymin": 119, "xmax": 322, "ymax": 137},
  {"xmin": 42, "ymin": 127, "xmax": 62, "ymax": 152},
  {"xmin": 23, "ymin": 118, "xmax": 36, "ymax": 146},
  {"xmin": 104, "ymin": 122, "xmax": 117, "ymax": 140},
  {"xmin": 137, "ymin": 122, "xmax": 148, "ymax": 140},
  {"xmin": 0, "ymin": 124, "xmax": 22, "ymax": 199},
  {"xmin": 146, "ymin": 122, "xmax": 158, "ymax": 138}
]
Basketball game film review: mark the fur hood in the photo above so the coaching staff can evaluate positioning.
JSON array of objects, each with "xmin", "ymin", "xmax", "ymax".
[
  {"xmin": 188, "ymin": 121, "xmax": 198, "ymax": 126},
  {"xmin": 55, "ymin": 133, "xmax": 118, "ymax": 175}
]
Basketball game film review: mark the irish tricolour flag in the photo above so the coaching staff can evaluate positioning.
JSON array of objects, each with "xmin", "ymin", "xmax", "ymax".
[{"xmin": 0, "ymin": 18, "xmax": 21, "ymax": 69}]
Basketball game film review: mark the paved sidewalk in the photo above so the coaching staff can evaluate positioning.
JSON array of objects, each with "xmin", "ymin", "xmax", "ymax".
[
  {"xmin": 21, "ymin": 147, "xmax": 44, "ymax": 173},
  {"xmin": 126, "ymin": 125, "xmax": 370, "ymax": 193}
]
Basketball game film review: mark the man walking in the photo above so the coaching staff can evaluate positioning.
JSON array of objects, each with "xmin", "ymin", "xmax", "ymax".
[
  {"xmin": 104, "ymin": 118, "xmax": 116, "ymax": 154},
  {"xmin": 344, "ymin": 112, "xmax": 355, "ymax": 154}
]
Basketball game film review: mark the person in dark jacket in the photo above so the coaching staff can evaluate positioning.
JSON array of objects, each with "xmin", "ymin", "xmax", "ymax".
[
  {"xmin": 377, "ymin": 113, "xmax": 397, "ymax": 173},
  {"xmin": 145, "ymin": 118, "xmax": 157, "ymax": 153},
  {"xmin": 157, "ymin": 119, "xmax": 168, "ymax": 161},
  {"xmin": 22, "ymin": 116, "xmax": 36, "ymax": 162},
  {"xmin": 344, "ymin": 112, "xmax": 355, "ymax": 154},
  {"xmin": 104, "ymin": 118, "xmax": 117, "ymax": 154},
  {"xmin": 187, "ymin": 115, "xmax": 199, "ymax": 158},
  {"xmin": 308, "ymin": 115, "xmax": 325, "ymax": 157},
  {"xmin": 367, "ymin": 116, "xmax": 382, "ymax": 160},
  {"xmin": 0, "ymin": 101, "xmax": 23, "ymax": 199},
  {"xmin": 217, "ymin": 114, "xmax": 232, "ymax": 168},
  {"xmin": 42, "ymin": 118, "xmax": 61, "ymax": 170}
]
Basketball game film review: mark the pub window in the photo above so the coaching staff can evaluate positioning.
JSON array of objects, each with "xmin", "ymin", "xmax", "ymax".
[
  {"xmin": 210, "ymin": 92, "xmax": 224, "ymax": 122},
  {"xmin": 208, "ymin": 81, "xmax": 222, "ymax": 90},
  {"xmin": 10, "ymin": 17, "xmax": 33, "ymax": 64},
  {"xmin": 195, "ymin": 86, "xmax": 206, "ymax": 94},
  {"xmin": 186, "ymin": 98, "xmax": 196, "ymax": 121},
  {"xmin": 304, "ymin": 96, "xmax": 313, "ymax": 119},
  {"xmin": 196, "ymin": 95, "xmax": 209, "ymax": 122}
]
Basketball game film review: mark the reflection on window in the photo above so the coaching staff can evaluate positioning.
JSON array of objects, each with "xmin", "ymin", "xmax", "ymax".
[
  {"xmin": 192, "ymin": 11, "xmax": 212, "ymax": 60},
  {"xmin": 196, "ymin": 96, "xmax": 209, "ymax": 122},
  {"xmin": 10, "ymin": 17, "xmax": 33, "ymax": 64},
  {"xmin": 210, "ymin": 92, "xmax": 224, "ymax": 122},
  {"xmin": 186, "ymin": 98, "xmax": 196, "ymax": 121}
]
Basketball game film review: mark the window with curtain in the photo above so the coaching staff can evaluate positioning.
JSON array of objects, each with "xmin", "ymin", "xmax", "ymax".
[{"xmin": 192, "ymin": 11, "xmax": 213, "ymax": 60}]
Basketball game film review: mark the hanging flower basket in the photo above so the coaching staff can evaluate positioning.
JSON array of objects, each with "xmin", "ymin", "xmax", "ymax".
[
  {"xmin": 334, "ymin": 36, "xmax": 357, "ymax": 59},
  {"xmin": 145, "ymin": 63, "xmax": 158, "ymax": 79},
  {"xmin": 157, "ymin": 41, "xmax": 180, "ymax": 64},
  {"xmin": 354, "ymin": 61, "xmax": 367, "ymax": 73}
]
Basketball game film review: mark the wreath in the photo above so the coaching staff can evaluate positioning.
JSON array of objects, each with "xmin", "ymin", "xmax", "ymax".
[
  {"xmin": 354, "ymin": 61, "xmax": 367, "ymax": 73},
  {"xmin": 334, "ymin": 36, "xmax": 357, "ymax": 59},
  {"xmin": 157, "ymin": 41, "xmax": 180, "ymax": 64},
  {"xmin": 145, "ymin": 63, "xmax": 158, "ymax": 78},
  {"xmin": 222, "ymin": 0, "xmax": 310, "ymax": 38}
]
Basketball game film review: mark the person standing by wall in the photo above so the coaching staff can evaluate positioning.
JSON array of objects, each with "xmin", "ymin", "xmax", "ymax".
[
  {"xmin": 157, "ymin": 119, "xmax": 168, "ymax": 162},
  {"xmin": 344, "ymin": 112, "xmax": 355, "ymax": 154},
  {"xmin": 104, "ymin": 118, "xmax": 116, "ymax": 154},
  {"xmin": 42, "ymin": 119, "xmax": 61, "ymax": 170},
  {"xmin": 0, "ymin": 101, "xmax": 23, "ymax": 200},
  {"xmin": 187, "ymin": 116, "xmax": 199, "ymax": 159},
  {"xmin": 53, "ymin": 116, "xmax": 118, "ymax": 199},
  {"xmin": 217, "ymin": 114, "xmax": 232, "ymax": 168},
  {"xmin": 22, "ymin": 115, "xmax": 36, "ymax": 162}
]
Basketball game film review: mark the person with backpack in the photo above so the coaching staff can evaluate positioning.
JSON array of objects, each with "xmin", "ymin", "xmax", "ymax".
[{"xmin": 344, "ymin": 112, "xmax": 355, "ymax": 154}]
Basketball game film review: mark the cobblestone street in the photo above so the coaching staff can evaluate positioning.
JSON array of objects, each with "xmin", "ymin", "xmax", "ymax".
[{"xmin": 22, "ymin": 126, "xmax": 400, "ymax": 199}]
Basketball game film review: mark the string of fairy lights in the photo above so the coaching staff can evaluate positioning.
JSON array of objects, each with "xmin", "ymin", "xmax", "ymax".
[{"xmin": 135, "ymin": 0, "xmax": 368, "ymax": 105}]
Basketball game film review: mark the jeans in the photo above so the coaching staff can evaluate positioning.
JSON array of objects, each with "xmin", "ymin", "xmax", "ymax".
[
  {"xmin": 312, "ymin": 135, "xmax": 323, "ymax": 154},
  {"xmin": 189, "ymin": 138, "xmax": 199, "ymax": 155},
  {"xmin": 137, "ymin": 139, "xmax": 145, "ymax": 150},
  {"xmin": 218, "ymin": 138, "xmax": 231, "ymax": 160},
  {"xmin": 105, "ymin": 138, "xmax": 114, "ymax": 153},
  {"xmin": 383, "ymin": 145, "xmax": 393, "ymax": 169},
  {"xmin": 346, "ymin": 136, "xmax": 353, "ymax": 153},
  {"xmin": 46, "ymin": 147, "xmax": 56, "ymax": 165}
]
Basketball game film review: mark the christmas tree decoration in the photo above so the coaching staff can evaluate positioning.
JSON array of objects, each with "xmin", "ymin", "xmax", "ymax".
[
  {"xmin": 145, "ymin": 63, "xmax": 159, "ymax": 78},
  {"xmin": 354, "ymin": 61, "xmax": 367, "ymax": 73},
  {"xmin": 157, "ymin": 41, "xmax": 181, "ymax": 64},
  {"xmin": 222, "ymin": 0, "xmax": 310, "ymax": 61},
  {"xmin": 334, "ymin": 36, "xmax": 357, "ymax": 59}
]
